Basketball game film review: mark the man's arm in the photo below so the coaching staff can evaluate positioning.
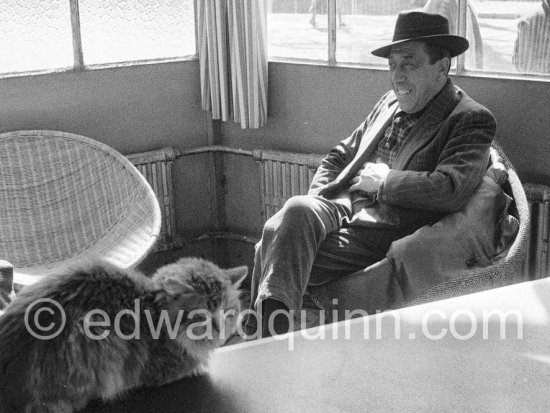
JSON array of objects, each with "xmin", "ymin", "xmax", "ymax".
[
  {"xmin": 308, "ymin": 92, "xmax": 392, "ymax": 195},
  {"xmin": 378, "ymin": 106, "xmax": 496, "ymax": 213},
  {"xmin": 307, "ymin": 123, "xmax": 363, "ymax": 195}
]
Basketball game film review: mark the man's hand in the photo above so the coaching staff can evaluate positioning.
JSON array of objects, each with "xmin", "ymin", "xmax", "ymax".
[{"xmin": 349, "ymin": 162, "xmax": 389, "ymax": 193}]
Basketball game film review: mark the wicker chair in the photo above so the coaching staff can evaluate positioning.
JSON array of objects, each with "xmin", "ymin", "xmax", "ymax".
[
  {"xmin": 0, "ymin": 130, "xmax": 161, "ymax": 291},
  {"xmin": 307, "ymin": 141, "xmax": 530, "ymax": 319},
  {"xmin": 408, "ymin": 142, "xmax": 530, "ymax": 304}
]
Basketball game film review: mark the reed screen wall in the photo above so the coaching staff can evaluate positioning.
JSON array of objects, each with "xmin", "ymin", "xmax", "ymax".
[
  {"xmin": 524, "ymin": 183, "xmax": 550, "ymax": 280},
  {"xmin": 129, "ymin": 146, "xmax": 549, "ymax": 282},
  {"xmin": 126, "ymin": 147, "xmax": 182, "ymax": 252}
]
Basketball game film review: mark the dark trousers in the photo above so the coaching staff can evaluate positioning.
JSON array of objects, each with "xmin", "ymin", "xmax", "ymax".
[{"xmin": 248, "ymin": 194, "xmax": 412, "ymax": 313}]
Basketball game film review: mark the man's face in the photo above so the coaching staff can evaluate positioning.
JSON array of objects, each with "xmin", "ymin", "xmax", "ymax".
[{"xmin": 388, "ymin": 41, "xmax": 447, "ymax": 114}]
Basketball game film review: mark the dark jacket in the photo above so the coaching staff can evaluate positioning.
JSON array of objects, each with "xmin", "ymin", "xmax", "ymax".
[{"xmin": 308, "ymin": 80, "xmax": 496, "ymax": 231}]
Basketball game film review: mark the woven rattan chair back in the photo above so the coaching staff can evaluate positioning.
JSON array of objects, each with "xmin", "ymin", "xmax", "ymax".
[
  {"xmin": 0, "ymin": 130, "xmax": 161, "ymax": 288},
  {"xmin": 306, "ymin": 141, "xmax": 530, "ymax": 318},
  {"xmin": 410, "ymin": 141, "xmax": 530, "ymax": 304}
]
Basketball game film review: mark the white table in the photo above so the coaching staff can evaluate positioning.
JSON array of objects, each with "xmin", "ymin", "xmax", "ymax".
[{"xmin": 84, "ymin": 277, "xmax": 550, "ymax": 412}]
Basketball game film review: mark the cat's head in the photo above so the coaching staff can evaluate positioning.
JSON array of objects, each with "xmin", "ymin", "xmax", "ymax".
[{"xmin": 152, "ymin": 258, "xmax": 248, "ymax": 350}]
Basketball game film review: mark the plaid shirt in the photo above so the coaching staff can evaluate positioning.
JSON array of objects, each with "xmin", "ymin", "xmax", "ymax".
[
  {"xmin": 374, "ymin": 111, "xmax": 418, "ymax": 168},
  {"xmin": 353, "ymin": 110, "xmax": 420, "ymax": 224}
]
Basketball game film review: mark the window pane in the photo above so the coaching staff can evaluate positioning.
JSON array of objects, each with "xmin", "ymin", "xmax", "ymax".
[
  {"xmin": 79, "ymin": 0, "xmax": 195, "ymax": 65},
  {"xmin": 474, "ymin": 0, "xmax": 548, "ymax": 74},
  {"xmin": 335, "ymin": 0, "xmax": 548, "ymax": 76},
  {"xmin": 268, "ymin": 0, "xmax": 328, "ymax": 61},
  {"xmin": 0, "ymin": 0, "xmax": 73, "ymax": 74},
  {"xmin": 423, "ymin": 0, "xmax": 483, "ymax": 69},
  {"xmin": 335, "ymin": 1, "xmax": 422, "ymax": 66},
  {"xmin": 335, "ymin": 0, "xmax": 476, "ymax": 67}
]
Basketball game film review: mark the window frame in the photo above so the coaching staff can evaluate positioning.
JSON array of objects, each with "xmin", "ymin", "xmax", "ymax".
[
  {"xmin": 69, "ymin": 0, "xmax": 198, "ymax": 70},
  {"xmin": 2, "ymin": 0, "xmax": 547, "ymax": 82},
  {"xmin": 269, "ymin": 0, "xmax": 550, "ymax": 83},
  {"xmin": 0, "ymin": 0, "xmax": 198, "ymax": 79}
]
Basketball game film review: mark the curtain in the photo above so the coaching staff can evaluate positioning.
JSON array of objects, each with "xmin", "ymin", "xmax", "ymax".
[{"xmin": 197, "ymin": 0, "xmax": 268, "ymax": 129}]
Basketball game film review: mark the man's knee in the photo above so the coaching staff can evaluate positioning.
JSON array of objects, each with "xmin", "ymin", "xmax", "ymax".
[
  {"xmin": 265, "ymin": 195, "xmax": 318, "ymax": 229},
  {"xmin": 282, "ymin": 194, "xmax": 318, "ymax": 213}
]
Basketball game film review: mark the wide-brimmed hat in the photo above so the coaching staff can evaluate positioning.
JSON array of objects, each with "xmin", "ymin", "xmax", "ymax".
[{"xmin": 371, "ymin": 11, "xmax": 469, "ymax": 58}]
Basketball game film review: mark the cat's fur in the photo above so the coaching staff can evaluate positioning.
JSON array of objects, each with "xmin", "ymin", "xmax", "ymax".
[{"xmin": 0, "ymin": 257, "xmax": 247, "ymax": 413}]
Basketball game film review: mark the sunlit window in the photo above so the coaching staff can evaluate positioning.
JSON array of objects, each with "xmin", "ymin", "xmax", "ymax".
[
  {"xmin": 268, "ymin": 0, "xmax": 329, "ymax": 62},
  {"xmin": 268, "ymin": 0, "xmax": 550, "ymax": 78},
  {"xmin": 0, "ymin": 0, "xmax": 74, "ymax": 74},
  {"xmin": 0, "ymin": 0, "xmax": 196, "ymax": 76},
  {"xmin": 79, "ymin": 0, "xmax": 195, "ymax": 66}
]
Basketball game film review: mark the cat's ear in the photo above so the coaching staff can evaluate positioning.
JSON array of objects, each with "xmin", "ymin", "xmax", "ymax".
[{"xmin": 225, "ymin": 266, "xmax": 248, "ymax": 288}]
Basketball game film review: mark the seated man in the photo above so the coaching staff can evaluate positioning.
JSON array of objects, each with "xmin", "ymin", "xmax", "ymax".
[{"xmin": 246, "ymin": 11, "xmax": 496, "ymax": 337}]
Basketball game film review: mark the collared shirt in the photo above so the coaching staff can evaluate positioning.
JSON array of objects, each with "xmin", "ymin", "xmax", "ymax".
[
  {"xmin": 351, "ymin": 109, "xmax": 418, "ymax": 225},
  {"xmin": 374, "ymin": 110, "xmax": 419, "ymax": 168},
  {"xmin": 350, "ymin": 105, "xmax": 424, "ymax": 227}
]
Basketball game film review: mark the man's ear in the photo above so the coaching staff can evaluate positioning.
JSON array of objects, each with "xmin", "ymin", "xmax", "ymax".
[{"xmin": 438, "ymin": 56, "xmax": 451, "ymax": 79}]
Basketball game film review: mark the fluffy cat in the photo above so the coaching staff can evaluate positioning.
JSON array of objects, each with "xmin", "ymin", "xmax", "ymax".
[{"xmin": 0, "ymin": 257, "xmax": 247, "ymax": 413}]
